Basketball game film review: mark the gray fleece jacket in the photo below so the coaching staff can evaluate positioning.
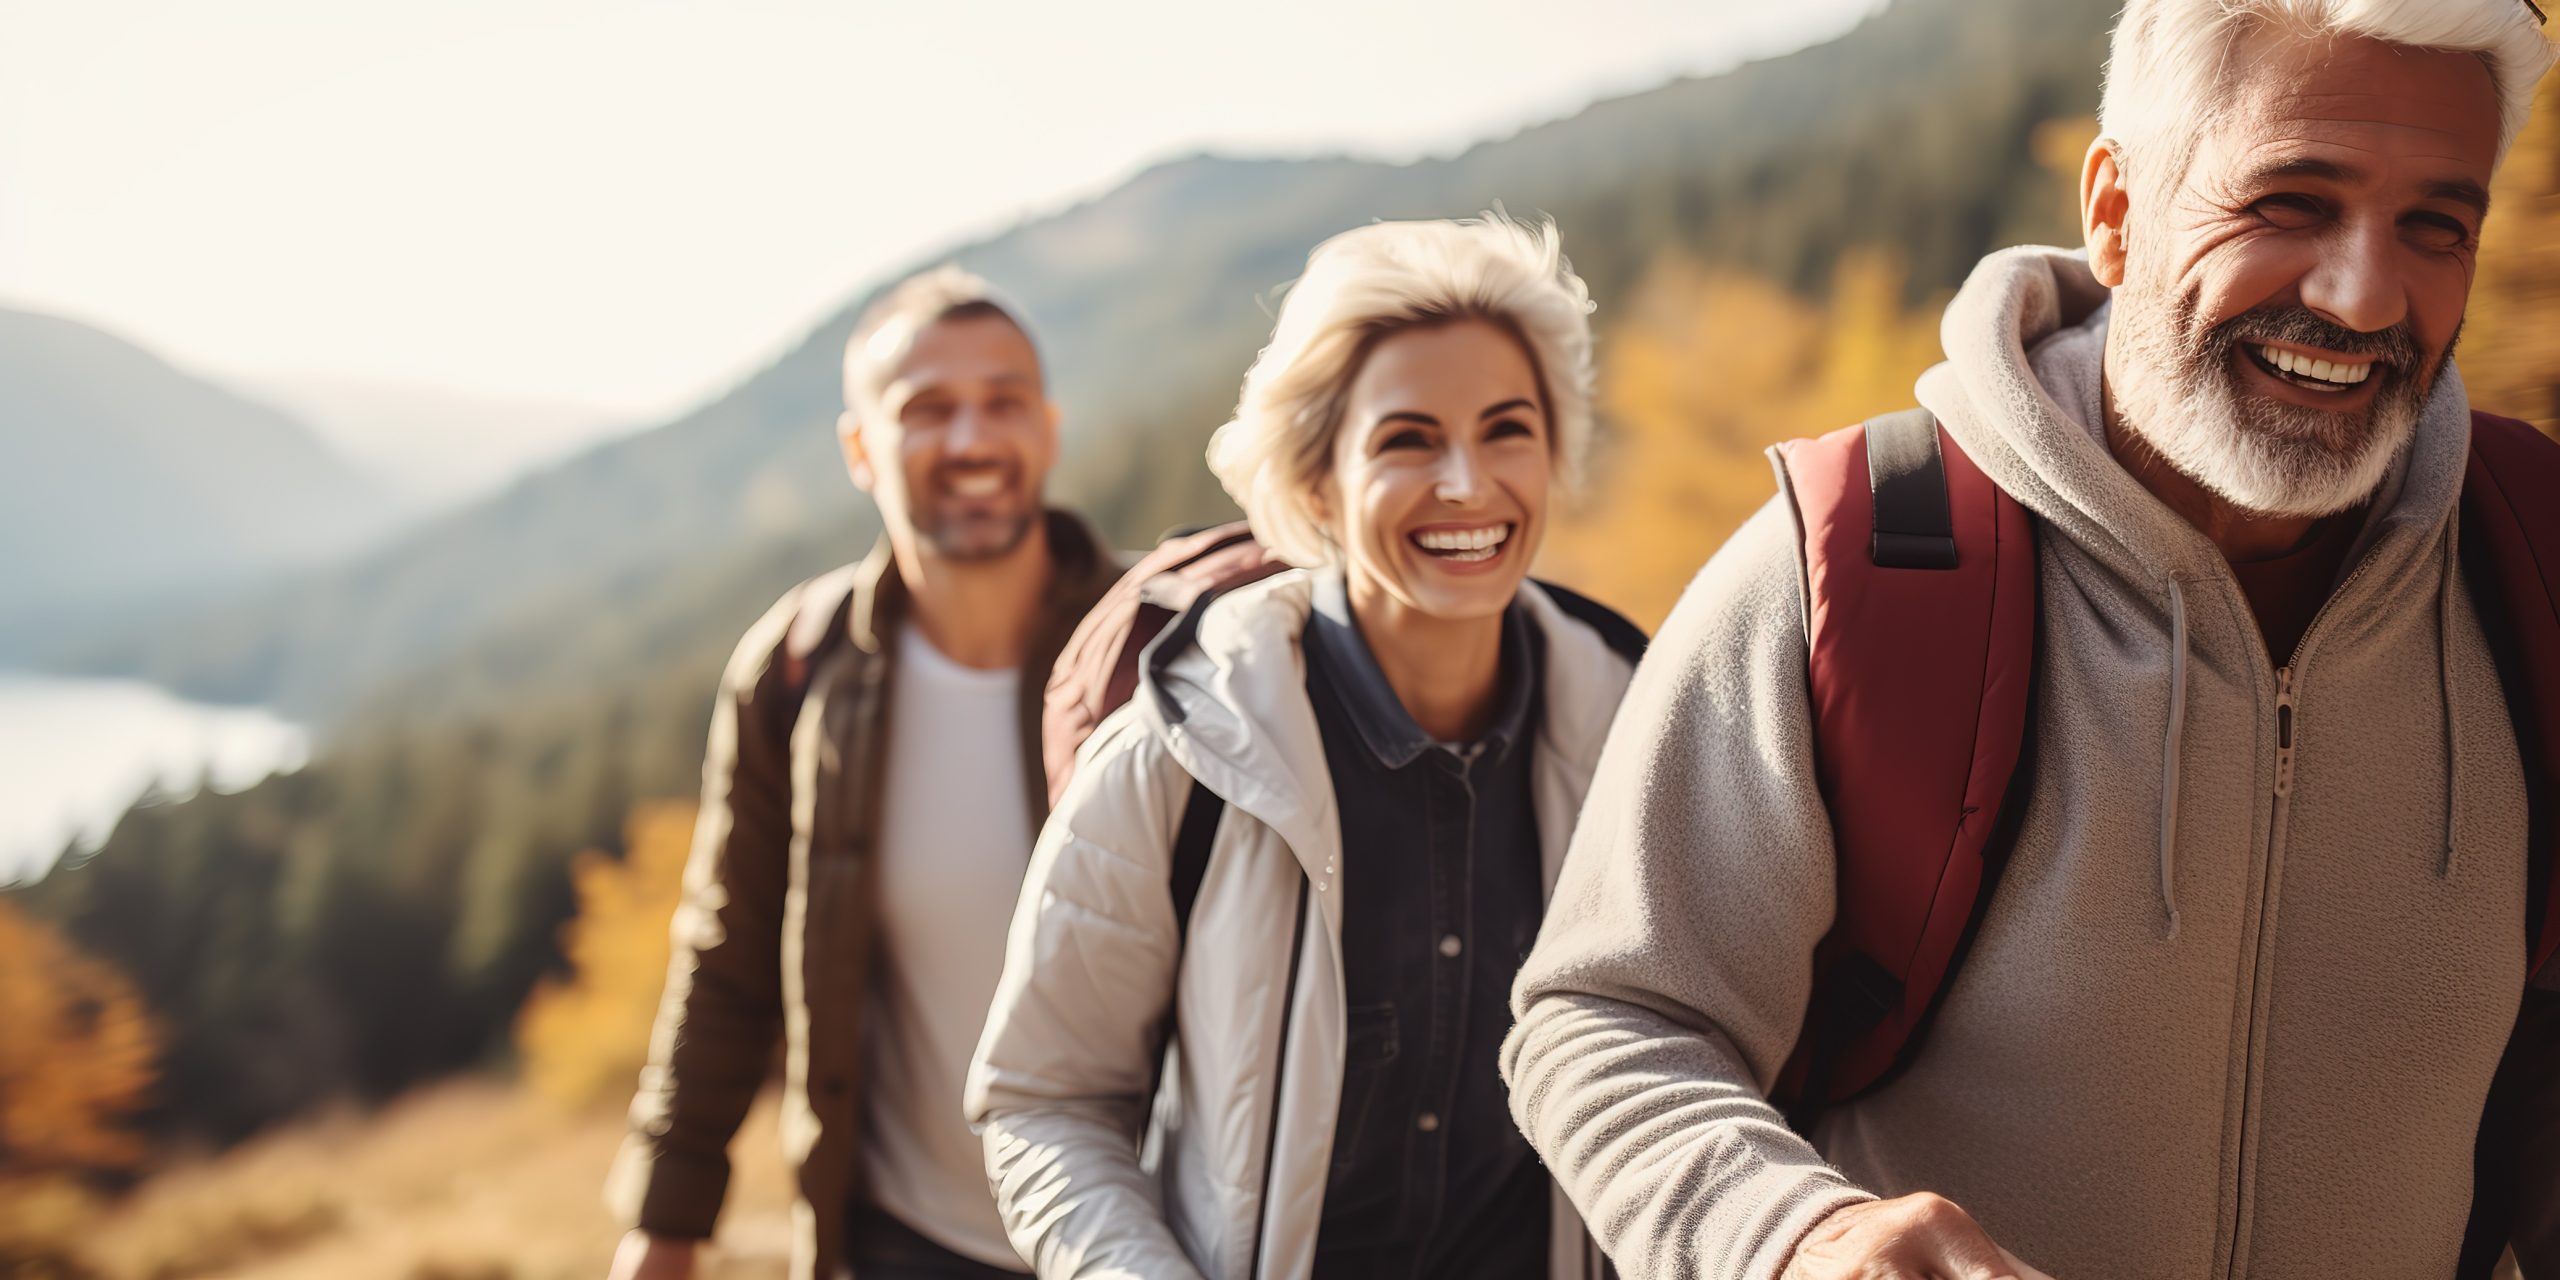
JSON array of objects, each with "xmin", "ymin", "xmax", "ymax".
[{"xmin": 1503, "ymin": 246, "xmax": 2557, "ymax": 1280}]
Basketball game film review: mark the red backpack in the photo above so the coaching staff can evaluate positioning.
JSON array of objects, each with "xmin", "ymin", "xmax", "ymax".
[
  {"xmin": 1040, "ymin": 522, "xmax": 1289, "ymax": 809},
  {"xmin": 1774, "ymin": 408, "xmax": 2560, "ymax": 1273},
  {"xmin": 1039, "ymin": 522, "xmax": 1289, "ymax": 936}
]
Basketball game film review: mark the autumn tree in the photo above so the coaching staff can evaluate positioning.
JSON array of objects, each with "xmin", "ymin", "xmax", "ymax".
[
  {"xmin": 2465, "ymin": 74, "xmax": 2560, "ymax": 432},
  {"xmin": 514, "ymin": 801, "xmax": 699, "ymax": 1108},
  {"xmin": 0, "ymin": 895, "xmax": 161, "ymax": 1179},
  {"xmin": 1539, "ymin": 112, "xmax": 2104, "ymax": 630},
  {"xmin": 1540, "ymin": 248, "xmax": 1946, "ymax": 630}
]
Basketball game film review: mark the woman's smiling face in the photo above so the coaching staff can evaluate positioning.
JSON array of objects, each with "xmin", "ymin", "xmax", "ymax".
[{"xmin": 1322, "ymin": 317, "xmax": 1553, "ymax": 627}]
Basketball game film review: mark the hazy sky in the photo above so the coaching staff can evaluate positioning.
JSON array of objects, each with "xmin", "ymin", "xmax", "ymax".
[{"xmin": 0, "ymin": 0, "xmax": 1883, "ymax": 420}]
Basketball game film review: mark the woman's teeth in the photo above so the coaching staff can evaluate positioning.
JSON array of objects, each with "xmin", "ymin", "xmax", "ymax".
[
  {"xmin": 2258, "ymin": 345, "xmax": 2374, "ymax": 388},
  {"xmin": 1413, "ymin": 523, "xmax": 1510, "ymax": 562}
]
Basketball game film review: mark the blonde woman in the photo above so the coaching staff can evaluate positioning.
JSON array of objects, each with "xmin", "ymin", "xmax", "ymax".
[{"xmin": 965, "ymin": 216, "xmax": 1640, "ymax": 1280}]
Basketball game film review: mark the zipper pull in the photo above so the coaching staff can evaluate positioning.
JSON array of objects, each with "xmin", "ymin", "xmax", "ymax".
[{"xmin": 2273, "ymin": 666, "xmax": 2295, "ymax": 798}]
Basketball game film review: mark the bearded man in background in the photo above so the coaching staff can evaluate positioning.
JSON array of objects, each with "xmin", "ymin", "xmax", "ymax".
[{"xmin": 604, "ymin": 268, "xmax": 1120, "ymax": 1280}]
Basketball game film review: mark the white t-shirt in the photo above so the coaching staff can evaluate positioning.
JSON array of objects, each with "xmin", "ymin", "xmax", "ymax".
[{"xmin": 857, "ymin": 624, "xmax": 1032, "ymax": 1267}]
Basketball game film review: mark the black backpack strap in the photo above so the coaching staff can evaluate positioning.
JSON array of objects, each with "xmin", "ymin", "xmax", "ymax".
[
  {"xmin": 1146, "ymin": 776, "xmax": 1226, "ymax": 1112},
  {"xmin": 1865, "ymin": 407, "xmax": 1960, "ymax": 570},
  {"xmin": 1168, "ymin": 776, "xmax": 1223, "ymax": 940},
  {"xmin": 1530, "ymin": 578, "xmax": 1650, "ymax": 663}
]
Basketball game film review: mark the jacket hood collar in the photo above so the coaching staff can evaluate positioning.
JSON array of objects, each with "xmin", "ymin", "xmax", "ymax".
[
  {"xmin": 1915, "ymin": 245, "xmax": 2475, "ymax": 602},
  {"xmin": 1141, "ymin": 570, "xmax": 1637, "ymax": 923}
]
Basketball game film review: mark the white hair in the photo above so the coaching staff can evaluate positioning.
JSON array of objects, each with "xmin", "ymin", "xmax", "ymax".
[
  {"xmin": 841, "ymin": 264, "xmax": 1039, "ymax": 413},
  {"xmin": 2101, "ymin": 0, "xmax": 2554, "ymax": 181},
  {"xmin": 1205, "ymin": 215, "xmax": 1596, "ymax": 568}
]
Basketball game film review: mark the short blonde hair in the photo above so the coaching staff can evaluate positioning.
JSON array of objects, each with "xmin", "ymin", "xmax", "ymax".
[
  {"xmin": 2100, "ymin": 0, "xmax": 2555, "ymax": 185},
  {"xmin": 1206, "ymin": 215, "xmax": 1596, "ymax": 568},
  {"xmin": 841, "ymin": 264, "xmax": 1040, "ymax": 414}
]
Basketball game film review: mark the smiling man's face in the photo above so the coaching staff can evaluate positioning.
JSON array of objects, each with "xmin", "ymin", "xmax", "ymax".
[
  {"xmin": 845, "ymin": 310, "xmax": 1059, "ymax": 563},
  {"xmin": 2094, "ymin": 30, "xmax": 2501, "ymax": 517}
]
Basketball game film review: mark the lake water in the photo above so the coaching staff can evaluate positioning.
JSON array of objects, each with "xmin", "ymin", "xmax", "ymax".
[{"xmin": 0, "ymin": 672, "xmax": 308, "ymax": 883}]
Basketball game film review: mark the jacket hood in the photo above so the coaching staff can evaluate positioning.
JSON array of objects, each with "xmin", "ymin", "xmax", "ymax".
[{"xmin": 1138, "ymin": 569, "xmax": 1638, "ymax": 936}]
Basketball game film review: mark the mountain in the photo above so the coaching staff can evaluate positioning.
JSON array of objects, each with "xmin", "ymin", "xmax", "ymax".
[
  {"xmin": 61, "ymin": 0, "xmax": 2108, "ymax": 720},
  {"xmin": 245, "ymin": 375, "xmax": 638, "ymax": 512},
  {"xmin": 0, "ymin": 309, "xmax": 402, "ymax": 652}
]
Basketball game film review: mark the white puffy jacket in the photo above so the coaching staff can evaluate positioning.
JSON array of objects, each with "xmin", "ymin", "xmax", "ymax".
[{"xmin": 965, "ymin": 569, "xmax": 1639, "ymax": 1280}]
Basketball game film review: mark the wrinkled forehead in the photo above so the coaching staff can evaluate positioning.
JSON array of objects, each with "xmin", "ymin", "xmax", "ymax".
[{"xmin": 2189, "ymin": 30, "xmax": 2501, "ymax": 188}]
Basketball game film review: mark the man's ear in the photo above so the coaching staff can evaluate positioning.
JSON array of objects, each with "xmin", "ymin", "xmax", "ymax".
[
  {"xmin": 838, "ymin": 410, "xmax": 876, "ymax": 492},
  {"xmin": 2083, "ymin": 138, "xmax": 2133, "ymax": 288}
]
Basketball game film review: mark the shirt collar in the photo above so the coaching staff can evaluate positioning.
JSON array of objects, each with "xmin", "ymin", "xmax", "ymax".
[{"xmin": 1305, "ymin": 568, "xmax": 1540, "ymax": 770}]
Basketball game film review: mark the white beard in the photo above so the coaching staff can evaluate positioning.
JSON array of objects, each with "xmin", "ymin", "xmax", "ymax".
[{"xmin": 2109, "ymin": 291, "xmax": 2423, "ymax": 520}]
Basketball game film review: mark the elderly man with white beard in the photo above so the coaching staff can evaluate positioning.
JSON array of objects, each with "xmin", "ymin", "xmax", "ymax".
[{"xmin": 1501, "ymin": 2, "xmax": 2560, "ymax": 1278}]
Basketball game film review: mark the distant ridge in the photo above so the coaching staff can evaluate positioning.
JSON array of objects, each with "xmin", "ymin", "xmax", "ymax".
[
  {"xmin": 0, "ymin": 308, "xmax": 400, "ymax": 651},
  {"xmin": 247, "ymin": 374, "xmax": 637, "ymax": 512}
]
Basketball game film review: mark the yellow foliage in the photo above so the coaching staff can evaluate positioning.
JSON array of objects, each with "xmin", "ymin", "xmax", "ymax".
[
  {"xmin": 1543, "ymin": 81, "xmax": 2560, "ymax": 635},
  {"xmin": 515, "ymin": 801, "xmax": 699, "ymax": 1109},
  {"xmin": 1541, "ymin": 246, "xmax": 1946, "ymax": 630},
  {"xmin": 2466, "ymin": 74, "xmax": 2560, "ymax": 432},
  {"xmin": 0, "ymin": 896, "xmax": 161, "ymax": 1178},
  {"xmin": 2030, "ymin": 117, "xmax": 2100, "ymax": 179}
]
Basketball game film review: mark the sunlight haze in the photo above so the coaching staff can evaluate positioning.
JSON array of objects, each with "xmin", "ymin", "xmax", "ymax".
[{"xmin": 0, "ymin": 0, "xmax": 1883, "ymax": 421}]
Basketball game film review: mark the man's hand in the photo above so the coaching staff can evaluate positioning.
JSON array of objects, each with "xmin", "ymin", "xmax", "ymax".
[
  {"xmin": 605, "ymin": 1230, "xmax": 698, "ymax": 1280},
  {"xmin": 1784, "ymin": 1194, "xmax": 2057, "ymax": 1280}
]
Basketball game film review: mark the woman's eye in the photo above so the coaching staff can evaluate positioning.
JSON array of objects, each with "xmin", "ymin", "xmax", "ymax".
[
  {"xmin": 1380, "ymin": 429, "xmax": 1430, "ymax": 451},
  {"xmin": 1487, "ymin": 417, "xmax": 1536, "ymax": 441}
]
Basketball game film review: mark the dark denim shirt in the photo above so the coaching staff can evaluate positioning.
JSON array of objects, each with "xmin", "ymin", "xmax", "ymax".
[{"xmin": 1303, "ymin": 572, "xmax": 1551, "ymax": 1280}]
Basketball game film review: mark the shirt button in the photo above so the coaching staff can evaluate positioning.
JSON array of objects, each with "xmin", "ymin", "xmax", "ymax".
[
  {"xmin": 1417, "ymin": 1112, "xmax": 1441, "ymax": 1133},
  {"xmin": 1438, "ymin": 934, "xmax": 1463, "ymax": 958}
]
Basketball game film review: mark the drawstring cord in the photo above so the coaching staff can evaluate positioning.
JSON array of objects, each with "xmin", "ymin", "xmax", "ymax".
[
  {"xmin": 2437, "ymin": 530, "xmax": 2461, "ymax": 878},
  {"xmin": 2152, "ymin": 522, "xmax": 2464, "ymax": 910},
  {"xmin": 2159, "ymin": 576, "xmax": 2189, "ymax": 938}
]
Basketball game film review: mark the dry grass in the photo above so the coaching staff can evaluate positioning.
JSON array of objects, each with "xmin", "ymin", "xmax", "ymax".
[
  {"xmin": 62, "ymin": 1079, "xmax": 793, "ymax": 1280},
  {"xmin": 17, "ymin": 1077, "xmax": 2530, "ymax": 1278}
]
